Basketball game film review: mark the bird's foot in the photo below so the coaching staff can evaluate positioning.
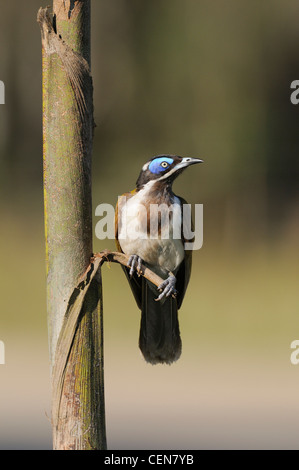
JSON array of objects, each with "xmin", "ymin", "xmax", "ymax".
[
  {"xmin": 127, "ymin": 254, "xmax": 143, "ymax": 277},
  {"xmin": 156, "ymin": 274, "xmax": 177, "ymax": 301}
]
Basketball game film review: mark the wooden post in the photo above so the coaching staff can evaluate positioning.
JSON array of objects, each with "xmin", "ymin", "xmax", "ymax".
[{"xmin": 38, "ymin": 1, "xmax": 106, "ymax": 450}]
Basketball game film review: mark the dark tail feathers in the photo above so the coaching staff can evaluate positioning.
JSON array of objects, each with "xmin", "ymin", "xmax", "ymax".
[{"xmin": 139, "ymin": 279, "xmax": 182, "ymax": 365}]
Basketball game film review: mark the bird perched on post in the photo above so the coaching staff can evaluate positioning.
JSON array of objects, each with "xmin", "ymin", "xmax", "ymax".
[{"xmin": 115, "ymin": 155, "xmax": 202, "ymax": 365}]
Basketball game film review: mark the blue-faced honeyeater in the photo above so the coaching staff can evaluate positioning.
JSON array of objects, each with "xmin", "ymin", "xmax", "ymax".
[{"xmin": 115, "ymin": 155, "xmax": 202, "ymax": 365}]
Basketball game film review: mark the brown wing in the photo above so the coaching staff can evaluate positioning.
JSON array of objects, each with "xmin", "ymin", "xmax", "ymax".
[{"xmin": 115, "ymin": 190, "xmax": 143, "ymax": 309}]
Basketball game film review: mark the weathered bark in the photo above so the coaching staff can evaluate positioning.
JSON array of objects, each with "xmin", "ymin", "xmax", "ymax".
[{"xmin": 38, "ymin": 1, "xmax": 106, "ymax": 450}]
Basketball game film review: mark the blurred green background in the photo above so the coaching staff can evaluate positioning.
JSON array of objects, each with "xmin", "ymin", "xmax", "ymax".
[{"xmin": 1, "ymin": 0, "xmax": 299, "ymax": 449}]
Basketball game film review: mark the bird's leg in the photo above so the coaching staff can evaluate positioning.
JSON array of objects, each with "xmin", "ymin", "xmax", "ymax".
[
  {"xmin": 127, "ymin": 254, "xmax": 143, "ymax": 277},
  {"xmin": 156, "ymin": 272, "xmax": 177, "ymax": 301}
]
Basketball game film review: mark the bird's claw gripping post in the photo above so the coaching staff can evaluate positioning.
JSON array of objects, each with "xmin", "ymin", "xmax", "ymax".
[
  {"xmin": 156, "ymin": 274, "xmax": 177, "ymax": 302},
  {"xmin": 127, "ymin": 254, "xmax": 143, "ymax": 277}
]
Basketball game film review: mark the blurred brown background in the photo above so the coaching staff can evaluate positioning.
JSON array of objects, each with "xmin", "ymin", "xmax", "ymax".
[{"xmin": 1, "ymin": 0, "xmax": 299, "ymax": 449}]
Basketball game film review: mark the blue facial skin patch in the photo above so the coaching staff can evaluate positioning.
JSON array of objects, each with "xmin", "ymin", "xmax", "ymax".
[{"xmin": 148, "ymin": 157, "xmax": 174, "ymax": 174}]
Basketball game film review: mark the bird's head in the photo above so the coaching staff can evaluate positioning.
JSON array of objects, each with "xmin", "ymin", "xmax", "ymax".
[{"xmin": 136, "ymin": 154, "xmax": 203, "ymax": 189}]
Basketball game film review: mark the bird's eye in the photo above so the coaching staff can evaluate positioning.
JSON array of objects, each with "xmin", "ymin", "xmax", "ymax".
[{"xmin": 161, "ymin": 161, "xmax": 168, "ymax": 168}]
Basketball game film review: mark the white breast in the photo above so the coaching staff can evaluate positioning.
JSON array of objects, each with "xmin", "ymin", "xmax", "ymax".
[{"xmin": 118, "ymin": 188, "xmax": 184, "ymax": 276}]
